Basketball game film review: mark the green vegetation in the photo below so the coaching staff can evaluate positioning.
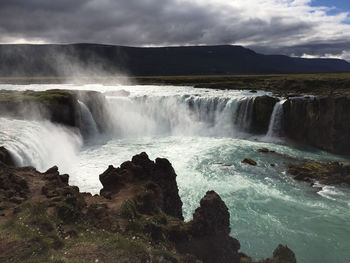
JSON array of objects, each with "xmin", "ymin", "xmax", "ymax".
[
  {"xmin": 0, "ymin": 201, "xmax": 181, "ymax": 263},
  {"xmin": 1, "ymin": 73, "xmax": 350, "ymax": 96},
  {"xmin": 133, "ymin": 73, "xmax": 350, "ymax": 97},
  {"xmin": 286, "ymin": 161, "xmax": 350, "ymax": 185},
  {"xmin": 0, "ymin": 90, "xmax": 73, "ymax": 108}
]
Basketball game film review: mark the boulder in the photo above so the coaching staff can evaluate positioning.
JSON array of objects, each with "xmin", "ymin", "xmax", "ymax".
[
  {"xmin": 0, "ymin": 147, "xmax": 15, "ymax": 166},
  {"xmin": 176, "ymin": 191, "xmax": 241, "ymax": 263},
  {"xmin": 272, "ymin": 245, "xmax": 296, "ymax": 263},
  {"xmin": 242, "ymin": 158, "xmax": 257, "ymax": 166},
  {"xmin": 191, "ymin": 191, "xmax": 231, "ymax": 236},
  {"xmin": 99, "ymin": 152, "xmax": 183, "ymax": 219}
]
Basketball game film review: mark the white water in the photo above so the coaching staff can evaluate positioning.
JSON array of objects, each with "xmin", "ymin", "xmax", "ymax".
[
  {"xmin": 78, "ymin": 100, "xmax": 99, "ymax": 138},
  {"xmin": 1, "ymin": 84, "xmax": 350, "ymax": 263},
  {"xmin": 265, "ymin": 99, "xmax": 287, "ymax": 140},
  {"xmin": 0, "ymin": 118, "xmax": 82, "ymax": 173}
]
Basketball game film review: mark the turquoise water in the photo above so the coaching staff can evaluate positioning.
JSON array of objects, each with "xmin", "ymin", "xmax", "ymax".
[
  {"xmin": 68, "ymin": 136, "xmax": 350, "ymax": 263},
  {"xmin": 1, "ymin": 84, "xmax": 350, "ymax": 263}
]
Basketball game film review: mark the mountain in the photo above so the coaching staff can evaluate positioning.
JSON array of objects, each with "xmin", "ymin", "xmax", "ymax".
[{"xmin": 0, "ymin": 44, "xmax": 349, "ymax": 77}]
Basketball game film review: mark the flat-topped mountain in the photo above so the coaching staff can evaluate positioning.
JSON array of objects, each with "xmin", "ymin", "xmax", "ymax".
[{"xmin": 0, "ymin": 44, "xmax": 350, "ymax": 77}]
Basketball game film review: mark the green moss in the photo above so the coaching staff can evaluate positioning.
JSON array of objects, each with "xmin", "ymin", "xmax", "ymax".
[
  {"xmin": 153, "ymin": 250, "xmax": 180, "ymax": 263},
  {"xmin": 119, "ymin": 199, "xmax": 140, "ymax": 219}
]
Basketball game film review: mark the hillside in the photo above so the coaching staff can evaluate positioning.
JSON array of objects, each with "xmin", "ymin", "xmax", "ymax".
[{"xmin": 0, "ymin": 44, "xmax": 350, "ymax": 77}]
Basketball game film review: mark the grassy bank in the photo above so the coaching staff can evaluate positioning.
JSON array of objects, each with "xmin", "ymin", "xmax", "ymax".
[{"xmin": 0, "ymin": 73, "xmax": 350, "ymax": 96}]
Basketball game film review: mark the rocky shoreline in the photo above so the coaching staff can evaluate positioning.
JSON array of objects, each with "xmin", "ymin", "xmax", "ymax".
[{"xmin": 0, "ymin": 152, "xmax": 296, "ymax": 263}]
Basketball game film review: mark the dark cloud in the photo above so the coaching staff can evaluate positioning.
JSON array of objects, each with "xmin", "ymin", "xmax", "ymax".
[{"xmin": 0, "ymin": 0, "xmax": 349, "ymax": 60}]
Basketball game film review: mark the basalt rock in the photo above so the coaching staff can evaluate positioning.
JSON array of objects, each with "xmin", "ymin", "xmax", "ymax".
[
  {"xmin": 0, "ymin": 89, "xmax": 110, "ymax": 137},
  {"xmin": 241, "ymin": 245, "xmax": 296, "ymax": 263},
  {"xmin": 283, "ymin": 96, "xmax": 350, "ymax": 155},
  {"xmin": 286, "ymin": 161, "xmax": 350, "ymax": 186},
  {"xmin": 176, "ymin": 191, "xmax": 241, "ymax": 263},
  {"xmin": 99, "ymin": 152, "xmax": 183, "ymax": 220},
  {"xmin": 0, "ymin": 147, "xmax": 15, "ymax": 166},
  {"xmin": 0, "ymin": 154, "xmax": 297, "ymax": 263},
  {"xmin": 242, "ymin": 158, "xmax": 257, "ymax": 166},
  {"xmin": 251, "ymin": 96, "xmax": 279, "ymax": 134}
]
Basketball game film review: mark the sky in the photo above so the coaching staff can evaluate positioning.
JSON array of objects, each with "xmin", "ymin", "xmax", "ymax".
[{"xmin": 0, "ymin": 0, "xmax": 350, "ymax": 60}]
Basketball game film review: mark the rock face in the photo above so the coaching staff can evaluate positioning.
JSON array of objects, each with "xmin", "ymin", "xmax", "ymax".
[
  {"xmin": 251, "ymin": 96, "xmax": 279, "ymax": 134},
  {"xmin": 99, "ymin": 152, "xmax": 183, "ymax": 220},
  {"xmin": 242, "ymin": 158, "xmax": 257, "ymax": 166},
  {"xmin": 0, "ymin": 147, "xmax": 15, "ymax": 166},
  {"xmin": 283, "ymin": 96, "xmax": 350, "ymax": 155},
  {"xmin": 178, "ymin": 191, "xmax": 241, "ymax": 263},
  {"xmin": 0, "ymin": 89, "xmax": 110, "ymax": 138},
  {"xmin": 286, "ymin": 161, "xmax": 350, "ymax": 186},
  {"xmin": 0, "ymin": 90, "xmax": 80, "ymax": 127}
]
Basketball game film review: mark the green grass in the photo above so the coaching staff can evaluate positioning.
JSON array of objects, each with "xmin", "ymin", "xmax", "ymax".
[
  {"xmin": 1, "ymin": 73, "xmax": 350, "ymax": 96},
  {"xmin": 0, "ymin": 201, "xmax": 182, "ymax": 263}
]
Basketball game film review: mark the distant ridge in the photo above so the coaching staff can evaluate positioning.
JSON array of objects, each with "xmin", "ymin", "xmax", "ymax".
[{"xmin": 0, "ymin": 44, "xmax": 349, "ymax": 77}]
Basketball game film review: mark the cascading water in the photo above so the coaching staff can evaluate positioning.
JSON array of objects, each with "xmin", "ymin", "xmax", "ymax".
[
  {"xmin": 0, "ymin": 117, "xmax": 82, "ymax": 173},
  {"xmin": 1, "ymin": 84, "xmax": 350, "ymax": 263},
  {"xmin": 78, "ymin": 100, "xmax": 99, "ymax": 138},
  {"xmin": 107, "ymin": 95, "xmax": 242, "ymax": 137},
  {"xmin": 265, "ymin": 99, "xmax": 287, "ymax": 139},
  {"xmin": 234, "ymin": 97, "xmax": 255, "ymax": 132}
]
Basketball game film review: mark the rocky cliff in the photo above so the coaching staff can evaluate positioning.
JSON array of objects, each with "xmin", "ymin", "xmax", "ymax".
[
  {"xmin": 0, "ymin": 89, "xmax": 111, "ymax": 137},
  {"xmin": 283, "ymin": 96, "xmax": 350, "ymax": 155},
  {"xmin": 0, "ymin": 152, "xmax": 296, "ymax": 263}
]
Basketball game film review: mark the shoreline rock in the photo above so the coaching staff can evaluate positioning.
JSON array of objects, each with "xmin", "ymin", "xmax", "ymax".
[
  {"xmin": 286, "ymin": 161, "xmax": 350, "ymax": 186},
  {"xmin": 0, "ymin": 153, "xmax": 296, "ymax": 263},
  {"xmin": 283, "ymin": 96, "xmax": 350, "ymax": 155},
  {"xmin": 0, "ymin": 147, "xmax": 15, "ymax": 166}
]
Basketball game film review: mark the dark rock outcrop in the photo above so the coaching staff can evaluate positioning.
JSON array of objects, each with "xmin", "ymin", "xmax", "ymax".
[
  {"xmin": 0, "ymin": 147, "xmax": 15, "ymax": 166},
  {"xmin": 242, "ymin": 158, "xmax": 257, "ymax": 166},
  {"xmin": 251, "ymin": 96, "xmax": 279, "ymax": 134},
  {"xmin": 283, "ymin": 96, "xmax": 350, "ymax": 155},
  {"xmin": 286, "ymin": 161, "xmax": 350, "ymax": 186},
  {"xmin": 177, "ymin": 191, "xmax": 241, "ymax": 263},
  {"xmin": 0, "ymin": 89, "xmax": 110, "ymax": 138},
  {"xmin": 0, "ymin": 90, "xmax": 80, "ymax": 127},
  {"xmin": 0, "ymin": 153, "xmax": 296, "ymax": 263},
  {"xmin": 99, "ymin": 152, "xmax": 183, "ymax": 220}
]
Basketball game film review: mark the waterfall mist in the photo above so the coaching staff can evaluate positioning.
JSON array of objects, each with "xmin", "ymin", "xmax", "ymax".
[{"xmin": 0, "ymin": 117, "xmax": 82, "ymax": 174}]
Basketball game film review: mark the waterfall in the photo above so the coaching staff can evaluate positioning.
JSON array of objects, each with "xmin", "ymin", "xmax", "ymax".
[
  {"xmin": 234, "ymin": 97, "xmax": 255, "ymax": 132},
  {"xmin": 106, "ymin": 95, "xmax": 242, "ymax": 137},
  {"xmin": 266, "ymin": 99, "xmax": 287, "ymax": 138},
  {"xmin": 0, "ymin": 117, "xmax": 82, "ymax": 173},
  {"xmin": 78, "ymin": 100, "xmax": 99, "ymax": 138}
]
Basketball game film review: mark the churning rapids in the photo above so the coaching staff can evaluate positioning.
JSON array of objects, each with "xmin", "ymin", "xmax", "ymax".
[{"xmin": 1, "ymin": 84, "xmax": 350, "ymax": 263}]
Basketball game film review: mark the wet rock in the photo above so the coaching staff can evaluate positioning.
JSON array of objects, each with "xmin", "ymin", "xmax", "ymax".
[
  {"xmin": 251, "ymin": 96, "xmax": 279, "ymax": 134},
  {"xmin": 286, "ymin": 161, "xmax": 350, "ymax": 186},
  {"xmin": 191, "ymin": 191, "xmax": 231, "ymax": 236},
  {"xmin": 283, "ymin": 96, "xmax": 350, "ymax": 155},
  {"xmin": 258, "ymin": 148, "xmax": 270, "ymax": 153},
  {"xmin": 176, "ymin": 191, "xmax": 241, "ymax": 263},
  {"xmin": 0, "ymin": 146, "xmax": 15, "ymax": 166},
  {"xmin": 273, "ymin": 245, "xmax": 296, "ymax": 263},
  {"xmin": 99, "ymin": 152, "xmax": 183, "ymax": 219},
  {"xmin": 242, "ymin": 158, "xmax": 257, "ymax": 166}
]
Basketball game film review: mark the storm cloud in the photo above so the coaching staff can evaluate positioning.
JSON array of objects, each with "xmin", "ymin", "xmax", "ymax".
[{"xmin": 0, "ymin": 0, "xmax": 350, "ymax": 60}]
